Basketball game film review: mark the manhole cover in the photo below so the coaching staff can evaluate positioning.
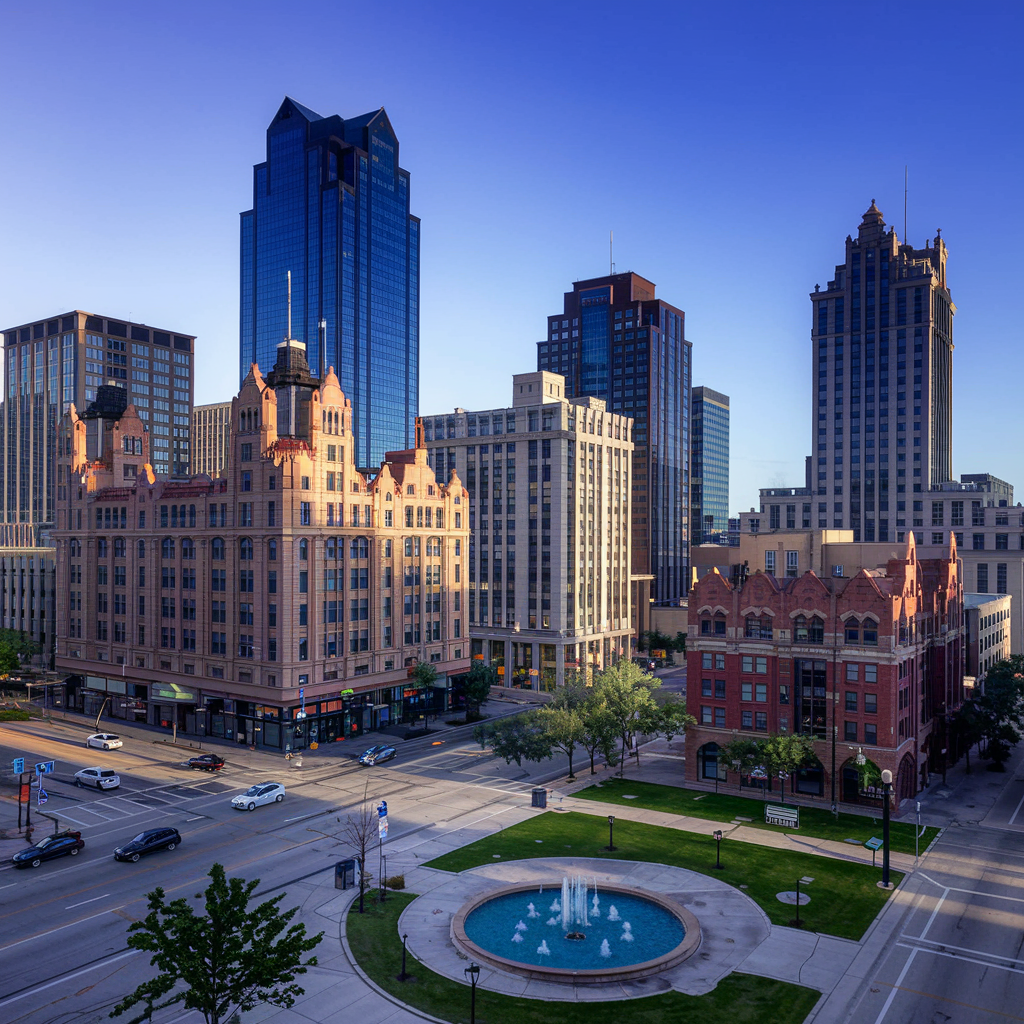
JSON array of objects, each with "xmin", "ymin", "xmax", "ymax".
[{"xmin": 776, "ymin": 891, "xmax": 810, "ymax": 905}]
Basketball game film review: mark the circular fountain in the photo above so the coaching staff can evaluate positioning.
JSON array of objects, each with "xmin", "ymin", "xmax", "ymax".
[{"xmin": 451, "ymin": 874, "xmax": 701, "ymax": 983}]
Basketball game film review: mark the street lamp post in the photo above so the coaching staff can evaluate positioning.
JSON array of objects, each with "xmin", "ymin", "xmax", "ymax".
[
  {"xmin": 606, "ymin": 815, "xmax": 616, "ymax": 851},
  {"xmin": 397, "ymin": 932, "xmax": 412, "ymax": 982},
  {"xmin": 713, "ymin": 829, "xmax": 723, "ymax": 869},
  {"xmin": 879, "ymin": 769, "xmax": 893, "ymax": 889},
  {"xmin": 464, "ymin": 962, "xmax": 480, "ymax": 1024}
]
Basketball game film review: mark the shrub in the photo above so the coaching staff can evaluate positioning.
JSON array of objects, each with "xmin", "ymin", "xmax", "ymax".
[{"xmin": 384, "ymin": 874, "xmax": 405, "ymax": 891}]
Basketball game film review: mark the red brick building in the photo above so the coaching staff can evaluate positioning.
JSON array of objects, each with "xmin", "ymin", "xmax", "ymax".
[{"xmin": 685, "ymin": 535, "xmax": 964, "ymax": 806}]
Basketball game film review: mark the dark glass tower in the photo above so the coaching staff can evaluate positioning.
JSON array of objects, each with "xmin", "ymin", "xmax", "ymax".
[
  {"xmin": 240, "ymin": 97, "xmax": 420, "ymax": 469},
  {"xmin": 690, "ymin": 386, "xmax": 730, "ymax": 545},
  {"xmin": 538, "ymin": 273, "xmax": 691, "ymax": 602}
]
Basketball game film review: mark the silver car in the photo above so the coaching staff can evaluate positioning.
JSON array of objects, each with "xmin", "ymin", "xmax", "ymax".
[
  {"xmin": 86, "ymin": 733, "xmax": 123, "ymax": 750},
  {"xmin": 75, "ymin": 767, "xmax": 120, "ymax": 790},
  {"xmin": 231, "ymin": 782, "xmax": 286, "ymax": 811}
]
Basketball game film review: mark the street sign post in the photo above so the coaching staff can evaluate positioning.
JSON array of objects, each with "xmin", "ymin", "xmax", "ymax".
[
  {"xmin": 865, "ymin": 836, "xmax": 883, "ymax": 868},
  {"xmin": 12, "ymin": 757, "xmax": 24, "ymax": 775},
  {"xmin": 34, "ymin": 761, "xmax": 55, "ymax": 776}
]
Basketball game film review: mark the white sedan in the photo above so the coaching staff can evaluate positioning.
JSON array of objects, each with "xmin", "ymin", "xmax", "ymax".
[
  {"xmin": 86, "ymin": 733, "xmax": 123, "ymax": 750},
  {"xmin": 75, "ymin": 767, "xmax": 121, "ymax": 790},
  {"xmin": 231, "ymin": 782, "xmax": 286, "ymax": 811}
]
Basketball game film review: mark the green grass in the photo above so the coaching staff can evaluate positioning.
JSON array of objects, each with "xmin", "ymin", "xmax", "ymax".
[
  {"xmin": 0, "ymin": 709, "xmax": 31, "ymax": 721},
  {"xmin": 425, "ymin": 811, "xmax": 900, "ymax": 941},
  {"xmin": 576, "ymin": 777, "xmax": 937, "ymax": 856},
  {"xmin": 347, "ymin": 891, "xmax": 820, "ymax": 1024}
]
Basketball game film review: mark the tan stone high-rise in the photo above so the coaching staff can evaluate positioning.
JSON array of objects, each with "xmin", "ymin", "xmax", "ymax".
[
  {"xmin": 52, "ymin": 338, "xmax": 469, "ymax": 749},
  {"xmin": 812, "ymin": 204, "xmax": 954, "ymax": 542}
]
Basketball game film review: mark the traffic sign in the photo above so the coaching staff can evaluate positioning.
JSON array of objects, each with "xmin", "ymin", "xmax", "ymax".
[
  {"xmin": 37, "ymin": 787, "xmax": 48, "ymax": 806},
  {"xmin": 34, "ymin": 761, "xmax": 55, "ymax": 775},
  {"xmin": 12, "ymin": 757, "xmax": 24, "ymax": 774},
  {"xmin": 377, "ymin": 800, "xmax": 388, "ymax": 841}
]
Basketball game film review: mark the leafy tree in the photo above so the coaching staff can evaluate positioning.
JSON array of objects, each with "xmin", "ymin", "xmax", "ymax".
[
  {"xmin": 593, "ymin": 660, "xmax": 661, "ymax": 774},
  {"xmin": 537, "ymin": 705, "xmax": 585, "ymax": 780},
  {"xmin": 720, "ymin": 737, "xmax": 763, "ymax": 776},
  {"xmin": 673, "ymin": 631, "xmax": 687, "ymax": 655},
  {"xmin": 0, "ymin": 629, "xmax": 38, "ymax": 663},
  {"xmin": 973, "ymin": 656, "xmax": 1024, "ymax": 771},
  {"xmin": 579, "ymin": 704, "xmax": 620, "ymax": 774},
  {"xmin": 758, "ymin": 733, "xmax": 814, "ymax": 799},
  {"xmin": 458, "ymin": 662, "xmax": 497, "ymax": 721},
  {"xmin": 336, "ymin": 799, "xmax": 379, "ymax": 913},
  {"xmin": 0, "ymin": 642, "xmax": 20, "ymax": 680},
  {"xmin": 953, "ymin": 700, "xmax": 987, "ymax": 774},
  {"xmin": 484, "ymin": 711, "xmax": 552, "ymax": 767},
  {"xmin": 655, "ymin": 696, "xmax": 696, "ymax": 744},
  {"xmin": 410, "ymin": 661, "xmax": 438, "ymax": 690},
  {"xmin": 110, "ymin": 863, "xmax": 322, "ymax": 1024},
  {"xmin": 548, "ymin": 671, "xmax": 592, "ymax": 712}
]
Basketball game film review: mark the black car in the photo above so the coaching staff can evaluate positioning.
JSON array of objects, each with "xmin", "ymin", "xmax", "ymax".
[
  {"xmin": 358, "ymin": 744, "xmax": 397, "ymax": 766},
  {"xmin": 185, "ymin": 753, "xmax": 225, "ymax": 771},
  {"xmin": 12, "ymin": 830, "xmax": 85, "ymax": 868},
  {"xmin": 114, "ymin": 827, "xmax": 182, "ymax": 862}
]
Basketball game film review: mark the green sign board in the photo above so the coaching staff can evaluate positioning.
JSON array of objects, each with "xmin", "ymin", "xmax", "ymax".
[
  {"xmin": 151, "ymin": 683, "xmax": 197, "ymax": 702},
  {"xmin": 865, "ymin": 837, "xmax": 884, "ymax": 851}
]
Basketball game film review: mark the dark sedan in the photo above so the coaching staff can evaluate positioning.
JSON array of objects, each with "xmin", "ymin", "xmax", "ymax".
[
  {"xmin": 12, "ymin": 830, "xmax": 85, "ymax": 868},
  {"xmin": 114, "ymin": 827, "xmax": 182, "ymax": 862},
  {"xmin": 358, "ymin": 744, "xmax": 397, "ymax": 766},
  {"xmin": 184, "ymin": 753, "xmax": 225, "ymax": 771}
]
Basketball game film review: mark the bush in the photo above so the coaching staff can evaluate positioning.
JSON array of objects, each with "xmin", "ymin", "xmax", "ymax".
[
  {"xmin": 384, "ymin": 874, "xmax": 405, "ymax": 890},
  {"xmin": 0, "ymin": 709, "xmax": 31, "ymax": 721}
]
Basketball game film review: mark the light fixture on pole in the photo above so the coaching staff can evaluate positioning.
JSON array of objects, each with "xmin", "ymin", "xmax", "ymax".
[
  {"xmin": 713, "ymin": 829, "xmax": 723, "ymax": 869},
  {"xmin": 878, "ymin": 769, "xmax": 893, "ymax": 890},
  {"xmin": 606, "ymin": 814, "xmax": 616, "ymax": 852},
  {"xmin": 464, "ymin": 962, "xmax": 480, "ymax": 1024}
]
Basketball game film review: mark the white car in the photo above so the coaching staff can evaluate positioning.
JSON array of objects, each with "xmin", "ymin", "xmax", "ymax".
[
  {"xmin": 86, "ymin": 733, "xmax": 123, "ymax": 751},
  {"xmin": 231, "ymin": 782, "xmax": 286, "ymax": 811},
  {"xmin": 75, "ymin": 767, "xmax": 120, "ymax": 790}
]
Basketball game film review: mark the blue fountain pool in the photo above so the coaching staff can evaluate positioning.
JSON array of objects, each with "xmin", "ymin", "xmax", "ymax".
[{"xmin": 463, "ymin": 887, "xmax": 685, "ymax": 970}]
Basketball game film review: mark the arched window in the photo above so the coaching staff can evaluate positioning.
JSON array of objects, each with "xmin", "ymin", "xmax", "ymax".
[
  {"xmin": 405, "ymin": 507, "xmax": 414, "ymax": 527},
  {"xmin": 809, "ymin": 616, "xmax": 824, "ymax": 643},
  {"xmin": 137, "ymin": 539, "xmax": 146, "ymax": 559},
  {"xmin": 864, "ymin": 618, "xmax": 879, "ymax": 646},
  {"xmin": 188, "ymin": 504, "xmax": 196, "ymax": 527},
  {"xmin": 181, "ymin": 538, "xmax": 195, "ymax": 560},
  {"xmin": 746, "ymin": 614, "xmax": 761, "ymax": 639},
  {"xmin": 161, "ymin": 538, "xmax": 174, "ymax": 560},
  {"xmin": 793, "ymin": 614, "xmax": 808, "ymax": 642},
  {"xmin": 844, "ymin": 618, "xmax": 860, "ymax": 644},
  {"xmin": 268, "ymin": 539, "xmax": 277, "ymax": 561},
  {"xmin": 211, "ymin": 538, "xmax": 225, "ymax": 560},
  {"xmin": 713, "ymin": 614, "xmax": 726, "ymax": 636},
  {"xmin": 240, "ymin": 538, "xmax": 253, "ymax": 561},
  {"xmin": 350, "ymin": 536, "xmax": 368, "ymax": 559},
  {"xmin": 113, "ymin": 538, "xmax": 126, "ymax": 558},
  {"xmin": 299, "ymin": 539, "xmax": 308, "ymax": 561}
]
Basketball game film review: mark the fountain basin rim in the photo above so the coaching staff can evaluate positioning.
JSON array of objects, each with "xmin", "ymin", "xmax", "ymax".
[{"xmin": 451, "ymin": 881, "xmax": 701, "ymax": 984}]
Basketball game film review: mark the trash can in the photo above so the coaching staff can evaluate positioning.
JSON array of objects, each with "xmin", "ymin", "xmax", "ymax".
[
  {"xmin": 531, "ymin": 787, "xmax": 547, "ymax": 809},
  {"xmin": 335, "ymin": 858, "xmax": 359, "ymax": 890}
]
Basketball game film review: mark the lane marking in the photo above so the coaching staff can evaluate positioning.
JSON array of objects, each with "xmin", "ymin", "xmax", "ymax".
[
  {"xmin": 871, "ymin": 946, "xmax": 917, "ymax": 1024},
  {"xmin": 186, "ymin": 816, "xmax": 205, "ymax": 821},
  {"xmin": 918, "ymin": 886, "xmax": 949, "ymax": 941},
  {"xmin": 902, "ymin": 934, "xmax": 1024, "ymax": 967},
  {"xmin": 0, "ymin": 909, "xmax": 116, "ymax": 952},
  {"xmin": 896, "ymin": 942, "xmax": 1024, "ymax": 977},
  {"xmin": 0, "ymin": 883, "xmax": 16, "ymax": 891},
  {"xmin": 65, "ymin": 893, "xmax": 111, "ymax": 910},
  {"xmin": 0, "ymin": 949, "xmax": 139, "ymax": 1008},
  {"xmin": 917, "ymin": 872, "xmax": 1024, "ymax": 905},
  {"xmin": 1007, "ymin": 784, "xmax": 1024, "ymax": 827}
]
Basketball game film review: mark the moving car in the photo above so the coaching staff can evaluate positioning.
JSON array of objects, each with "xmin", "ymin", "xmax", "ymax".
[
  {"xmin": 358, "ymin": 744, "xmax": 397, "ymax": 766},
  {"xmin": 86, "ymin": 733, "xmax": 123, "ymax": 750},
  {"xmin": 184, "ymin": 753, "xmax": 225, "ymax": 771},
  {"xmin": 12, "ymin": 830, "xmax": 85, "ymax": 868},
  {"xmin": 231, "ymin": 782, "xmax": 285, "ymax": 810},
  {"xmin": 74, "ymin": 767, "xmax": 120, "ymax": 790},
  {"xmin": 114, "ymin": 827, "xmax": 182, "ymax": 862}
]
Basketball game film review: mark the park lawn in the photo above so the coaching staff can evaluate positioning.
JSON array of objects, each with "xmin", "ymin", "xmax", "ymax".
[
  {"xmin": 576, "ymin": 777, "xmax": 938, "ymax": 856},
  {"xmin": 347, "ymin": 891, "xmax": 820, "ymax": 1024},
  {"xmin": 425, "ymin": 811, "xmax": 900, "ymax": 941}
]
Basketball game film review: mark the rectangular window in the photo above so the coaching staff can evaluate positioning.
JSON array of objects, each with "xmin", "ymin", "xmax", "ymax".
[
  {"xmin": 755, "ymin": 712, "xmax": 768, "ymax": 731},
  {"xmin": 741, "ymin": 710, "xmax": 753, "ymax": 730},
  {"xmin": 755, "ymin": 683, "xmax": 767, "ymax": 702},
  {"xmin": 765, "ymin": 550, "xmax": 776, "ymax": 574},
  {"xmin": 845, "ymin": 691, "xmax": 858, "ymax": 712},
  {"xmin": 844, "ymin": 721, "xmax": 858, "ymax": 742},
  {"xmin": 864, "ymin": 664, "xmax": 877, "ymax": 683},
  {"xmin": 864, "ymin": 723, "xmax": 877, "ymax": 744},
  {"xmin": 715, "ymin": 679, "xmax": 726, "ymax": 699},
  {"xmin": 864, "ymin": 693, "xmax": 877, "ymax": 714},
  {"xmin": 714, "ymin": 708, "xmax": 726, "ymax": 728},
  {"xmin": 701, "ymin": 706, "xmax": 712, "ymax": 724},
  {"xmin": 741, "ymin": 682, "xmax": 752, "ymax": 701},
  {"xmin": 702, "ymin": 679, "xmax": 712, "ymax": 697},
  {"xmin": 846, "ymin": 663, "xmax": 859, "ymax": 681}
]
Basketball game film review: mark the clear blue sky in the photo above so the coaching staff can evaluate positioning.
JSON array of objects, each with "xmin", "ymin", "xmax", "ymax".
[{"xmin": 2, "ymin": 1, "xmax": 1021, "ymax": 510}]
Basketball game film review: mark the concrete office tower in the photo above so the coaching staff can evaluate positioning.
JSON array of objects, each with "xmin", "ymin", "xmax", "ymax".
[
  {"xmin": 422, "ymin": 372, "xmax": 633, "ymax": 689},
  {"xmin": 240, "ymin": 97, "xmax": 420, "ymax": 469},
  {"xmin": 0, "ymin": 311, "xmax": 195, "ymax": 532},
  {"xmin": 193, "ymin": 402, "xmax": 232, "ymax": 478},
  {"xmin": 690, "ymin": 387, "xmax": 729, "ymax": 545},
  {"xmin": 811, "ymin": 203, "xmax": 954, "ymax": 541},
  {"xmin": 538, "ymin": 273, "xmax": 690, "ymax": 603},
  {"xmin": 52, "ymin": 344, "xmax": 469, "ymax": 746}
]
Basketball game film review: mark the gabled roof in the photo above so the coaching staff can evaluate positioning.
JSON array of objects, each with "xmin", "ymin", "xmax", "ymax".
[{"xmin": 280, "ymin": 96, "xmax": 324, "ymax": 123}]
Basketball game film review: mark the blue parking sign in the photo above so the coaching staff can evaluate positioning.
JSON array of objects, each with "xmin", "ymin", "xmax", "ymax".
[{"xmin": 12, "ymin": 757, "xmax": 24, "ymax": 774}]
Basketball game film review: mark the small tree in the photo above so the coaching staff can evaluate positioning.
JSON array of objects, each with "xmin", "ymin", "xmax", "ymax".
[
  {"xmin": 974, "ymin": 657, "xmax": 1024, "ymax": 771},
  {"xmin": 759, "ymin": 733, "xmax": 813, "ymax": 800},
  {"xmin": 720, "ymin": 737, "xmax": 763, "ymax": 789},
  {"xmin": 0, "ymin": 642, "xmax": 19, "ymax": 680},
  {"xmin": 110, "ymin": 863, "xmax": 322, "ymax": 1024},
  {"xmin": 458, "ymin": 661, "xmax": 497, "ymax": 721},
  {"xmin": 548, "ymin": 670, "xmax": 592, "ymax": 712},
  {"xmin": 537, "ymin": 705, "xmax": 585, "ymax": 781},
  {"xmin": 579, "ymin": 704, "xmax": 620, "ymax": 775},
  {"xmin": 594, "ymin": 660, "xmax": 660, "ymax": 775},
  {"xmin": 336, "ymin": 802, "xmax": 378, "ymax": 913},
  {"xmin": 673, "ymin": 631, "xmax": 687, "ymax": 656},
  {"xmin": 485, "ymin": 711, "xmax": 552, "ymax": 767}
]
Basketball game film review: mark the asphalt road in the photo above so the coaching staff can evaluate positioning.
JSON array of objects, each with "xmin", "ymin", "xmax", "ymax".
[{"xmin": 0, "ymin": 716, "xmax": 575, "ymax": 1024}]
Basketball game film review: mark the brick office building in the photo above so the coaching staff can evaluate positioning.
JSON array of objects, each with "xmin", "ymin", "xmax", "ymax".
[
  {"xmin": 52, "ymin": 336, "xmax": 469, "ymax": 750},
  {"xmin": 685, "ymin": 534, "xmax": 964, "ymax": 807}
]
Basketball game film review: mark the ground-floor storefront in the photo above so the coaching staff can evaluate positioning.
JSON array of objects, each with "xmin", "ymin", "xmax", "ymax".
[
  {"xmin": 469, "ymin": 632, "xmax": 631, "ymax": 690},
  {"xmin": 48, "ymin": 673, "xmax": 458, "ymax": 752}
]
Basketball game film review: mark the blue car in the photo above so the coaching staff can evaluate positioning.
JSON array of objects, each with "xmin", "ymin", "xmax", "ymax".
[
  {"xmin": 358, "ymin": 744, "xmax": 397, "ymax": 766},
  {"xmin": 12, "ymin": 830, "xmax": 85, "ymax": 868}
]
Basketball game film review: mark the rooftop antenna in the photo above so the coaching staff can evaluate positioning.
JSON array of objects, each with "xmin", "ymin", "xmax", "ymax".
[
  {"xmin": 903, "ymin": 166, "xmax": 908, "ymax": 245},
  {"xmin": 286, "ymin": 270, "xmax": 292, "ymax": 341},
  {"xmin": 609, "ymin": 230, "xmax": 615, "ymax": 275}
]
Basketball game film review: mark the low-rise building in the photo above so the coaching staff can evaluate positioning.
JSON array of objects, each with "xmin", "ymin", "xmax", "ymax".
[
  {"xmin": 422, "ymin": 372, "xmax": 633, "ymax": 689},
  {"xmin": 52, "ymin": 338, "xmax": 469, "ymax": 749},
  {"xmin": 964, "ymin": 593, "xmax": 1011, "ymax": 689},
  {"xmin": 686, "ymin": 534, "xmax": 964, "ymax": 807}
]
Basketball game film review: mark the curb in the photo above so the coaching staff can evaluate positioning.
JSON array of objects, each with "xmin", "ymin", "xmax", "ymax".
[{"xmin": 337, "ymin": 890, "xmax": 452, "ymax": 1024}]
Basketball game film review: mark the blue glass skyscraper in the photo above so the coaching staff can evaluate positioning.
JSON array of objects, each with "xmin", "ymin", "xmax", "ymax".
[
  {"xmin": 690, "ymin": 386, "xmax": 730, "ymax": 545},
  {"xmin": 240, "ymin": 97, "xmax": 420, "ymax": 468}
]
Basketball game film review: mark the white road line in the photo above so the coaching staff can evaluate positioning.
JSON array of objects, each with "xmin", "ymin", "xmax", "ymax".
[
  {"xmin": 917, "ymin": 872, "xmax": 1024, "ymax": 905},
  {"xmin": 1007, "ymin": 784, "xmax": 1024, "ymax": 826},
  {"xmin": 896, "ymin": 941, "xmax": 1024, "ymax": 977},
  {"xmin": 0, "ymin": 909, "xmax": 115, "ymax": 952},
  {"xmin": 65, "ymin": 893, "xmax": 111, "ymax": 909},
  {"xmin": 917, "ymin": 886, "xmax": 949, "ymax": 941},
  {"xmin": 871, "ymin": 946, "xmax": 917, "ymax": 1024},
  {"xmin": 0, "ymin": 882, "xmax": 16, "ymax": 890},
  {"xmin": 0, "ymin": 949, "xmax": 139, "ymax": 1008},
  {"xmin": 903, "ymin": 934, "xmax": 1024, "ymax": 967},
  {"xmin": 185, "ymin": 815, "xmax": 205, "ymax": 821}
]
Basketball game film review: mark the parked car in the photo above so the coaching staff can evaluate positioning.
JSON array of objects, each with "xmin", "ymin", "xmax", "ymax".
[
  {"xmin": 184, "ymin": 753, "xmax": 225, "ymax": 771},
  {"xmin": 114, "ymin": 827, "xmax": 182, "ymax": 862},
  {"xmin": 86, "ymin": 733, "xmax": 123, "ymax": 750},
  {"xmin": 74, "ymin": 767, "xmax": 120, "ymax": 790},
  {"xmin": 12, "ymin": 830, "xmax": 85, "ymax": 868},
  {"xmin": 231, "ymin": 782, "xmax": 286, "ymax": 810},
  {"xmin": 358, "ymin": 744, "xmax": 397, "ymax": 766}
]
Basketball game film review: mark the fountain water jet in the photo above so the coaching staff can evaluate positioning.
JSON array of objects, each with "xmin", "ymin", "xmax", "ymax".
[{"xmin": 600, "ymin": 939, "xmax": 612, "ymax": 958}]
